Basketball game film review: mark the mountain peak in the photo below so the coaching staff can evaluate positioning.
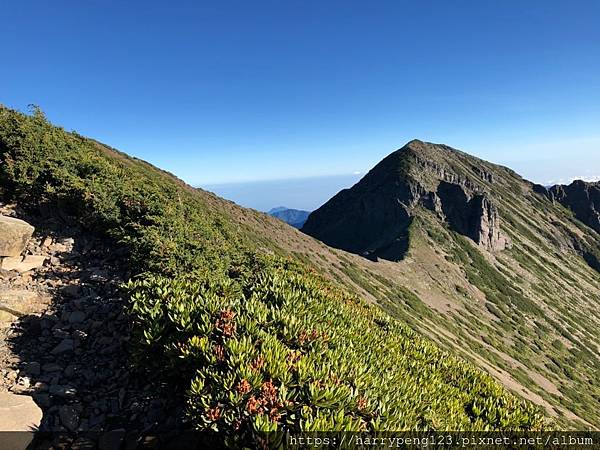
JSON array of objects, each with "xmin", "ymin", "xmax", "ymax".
[
  {"xmin": 384, "ymin": 139, "xmax": 449, "ymax": 163},
  {"xmin": 302, "ymin": 140, "xmax": 600, "ymax": 427},
  {"xmin": 402, "ymin": 138, "xmax": 455, "ymax": 153},
  {"xmin": 404, "ymin": 138, "xmax": 427, "ymax": 148},
  {"xmin": 302, "ymin": 142, "xmax": 511, "ymax": 261}
]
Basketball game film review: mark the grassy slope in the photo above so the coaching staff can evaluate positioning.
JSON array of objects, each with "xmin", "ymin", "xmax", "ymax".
[
  {"xmin": 0, "ymin": 106, "xmax": 544, "ymax": 440},
  {"xmin": 327, "ymin": 144, "xmax": 600, "ymax": 429}
]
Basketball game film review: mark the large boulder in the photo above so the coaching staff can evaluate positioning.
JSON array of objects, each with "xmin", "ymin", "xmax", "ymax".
[
  {"xmin": 0, "ymin": 289, "xmax": 49, "ymax": 327},
  {"xmin": 0, "ymin": 255, "xmax": 46, "ymax": 273},
  {"xmin": 0, "ymin": 393, "xmax": 42, "ymax": 449},
  {"xmin": 0, "ymin": 216, "xmax": 34, "ymax": 257}
]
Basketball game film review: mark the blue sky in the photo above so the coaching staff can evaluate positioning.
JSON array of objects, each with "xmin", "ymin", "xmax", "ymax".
[{"xmin": 2, "ymin": 1, "xmax": 599, "ymax": 210}]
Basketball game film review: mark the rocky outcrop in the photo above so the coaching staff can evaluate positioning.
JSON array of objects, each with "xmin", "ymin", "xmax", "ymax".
[
  {"xmin": 0, "ymin": 215, "xmax": 34, "ymax": 257},
  {"xmin": 549, "ymin": 180, "xmax": 600, "ymax": 234},
  {"xmin": 0, "ymin": 290, "xmax": 50, "ymax": 326},
  {"xmin": 472, "ymin": 195, "xmax": 509, "ymax": 251},
  {"xmin": 0, "ymin": 215, "xmax": 46, "ymax": 274},
  {"xmin": 302, "ymin": 140, "xmax": 509, "ymax": 260},
  {"xmin": 302, "ymin": 157, "xmax": 418, "ymax": 261},
  {"xmin": 1, "ymin": 255, "xmax": 47, "ymax": 273},
  {"xmin": 436, "ymin": 182, "xmax": 509, "ymax": 251},
  {"xmin": 533, "ymin": 182, "xmax": 600, "ymax": 273},
  {"xmin": 0, "ymin": 392, "xmax": 42, "ymax": 449}
]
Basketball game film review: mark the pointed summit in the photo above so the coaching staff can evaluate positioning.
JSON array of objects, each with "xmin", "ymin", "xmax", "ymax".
[
  {"xmin": 302, "ymin": 141, "xmax": 509, "ymax": 260},
  {"xmin": 405, "ymin": 138, "xmax": 427, "ymax": 148}
]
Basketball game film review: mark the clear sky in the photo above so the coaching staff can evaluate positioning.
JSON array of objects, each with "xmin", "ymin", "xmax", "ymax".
[{"xmin": 2, "ymin": 1, "xmax": 599, "ymax": 210}]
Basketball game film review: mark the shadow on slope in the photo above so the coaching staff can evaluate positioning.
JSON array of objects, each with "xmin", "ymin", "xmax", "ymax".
[{"xmin": 0, "ymin": 204, "xmax": 210, "ymax": 448}]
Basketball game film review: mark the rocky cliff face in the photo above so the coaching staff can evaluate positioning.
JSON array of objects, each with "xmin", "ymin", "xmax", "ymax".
[
  {"xmin": 548, "ymin": 180, "xmax": 600, "ymax": 233},
  {"xmin": 302, "ymin": 140, "xmax": 509, "ymax": 260},
  {"xmin": 532, "ymin": 180, "xmax": 600, "ymax": 271},
  {"xmin": 431, "ymin": 182, "xmax": 509, "ymax": 252}
]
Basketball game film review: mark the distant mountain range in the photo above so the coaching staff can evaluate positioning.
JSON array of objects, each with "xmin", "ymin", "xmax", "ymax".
[{"xmin": 268, "ymin": 206, "xmax": 311, "ymax": 228}]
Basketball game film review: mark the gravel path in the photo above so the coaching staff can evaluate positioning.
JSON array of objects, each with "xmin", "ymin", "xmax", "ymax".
[{"xmin": 0, "ymin": 204, "xmax": 192, "ymax": 448}]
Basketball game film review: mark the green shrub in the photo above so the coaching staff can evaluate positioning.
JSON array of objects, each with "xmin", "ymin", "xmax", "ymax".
[
  {"xmin": 129, "ymin": 257, "xmax": 544, "ymax": 439},
  {"xmin": 0, "ymin": 105, "xmax": 545, "ymax": 442}
]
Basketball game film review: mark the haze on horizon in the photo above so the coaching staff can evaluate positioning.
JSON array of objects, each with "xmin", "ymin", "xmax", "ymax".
[{"xmin": 2, "ymin": 1, "xmax": 599, "ymax": 210}]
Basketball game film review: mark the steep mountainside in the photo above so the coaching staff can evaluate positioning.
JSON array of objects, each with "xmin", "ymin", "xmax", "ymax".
[
  {"xmin": 547, "ymin": 180, "xmax": 600, "ymax": 234},
  {"xmin": 0, "ymin": 106, "xmax": 544, "ymax": 441},
  {"xmin": 268, "ymin": 207, "xmax": 310, "ymax": 228},
  {"xmin": 303, "ymin": 140, "xmax": 514, "ymax": 259},
  {"xmin": 304, "ymin": 140, "xmax": 600, "ymax": 428}
]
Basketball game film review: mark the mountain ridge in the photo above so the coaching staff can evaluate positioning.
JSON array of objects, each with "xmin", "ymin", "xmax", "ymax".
[
  {"xmin": 303, "ymin": 139, "xmax": 600, "ymax": 428},
  {"xmin": 0, "ymin": 105, "xmax": 546, "ymax": 440},
  {"xmin": 302, "ymin": 140, "xmax": 513, "ymax": 260},
  {"xmin": 2, "ymin": 106, "xmax": 598, "ymax": 431},
  {"xmin": 548, "ymin": 180, "xmax": 600, "ymax": 233}
]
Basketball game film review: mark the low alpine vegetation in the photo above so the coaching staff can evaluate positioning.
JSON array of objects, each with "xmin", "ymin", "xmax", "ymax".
[{"xmin": 0, "ymin": 105, "xmax": 545, "ymax": 443}]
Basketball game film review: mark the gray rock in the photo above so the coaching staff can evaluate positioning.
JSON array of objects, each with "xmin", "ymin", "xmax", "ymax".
[
  {"xmin": 550, "ymin": 180, "xmax": 600, "ymax": 233},
  {"xmin": 59, "ymin": 405, "xmax": 80, "ymax": 431},
  {"xmin": 89, "ymin": 413, "xmax": 106, "ymax": 428},
  {"xmin": 471, "ymin": 195, "xmax": 510, "ymax": 251},
  {"xmin": 0, "ymin": 393, "xmax": 42, "ymax": 429},
  {"xmin": 118, "ymin": 387, "xmax": 126, "ymax": 407},
  {"xmin": 99, "ymin": 429, "xmax": 126, "ymax": 450},
  {"xmin": 42, "ymin": 362, "xmax": 62, "ymax": 373},
  {"xmin": 69, "ymin": 310, "xmax": 86, "ymax": 324},
  {"xmin": 0, "ymin": 255, "xmax": 47, "ymax": 273},
  {"xmin": 51, "ymin": 338, "xmax": 74, "ymax": 354},
  {"xmin": 437, "ymin": 183, "xmax": 509, "ymax": 252},
  {"xmin": 49, "ymin": 384, "xmax": 77, "ymax": 398},
  {"xmin": 23, "ymin": 361, "xmax": 41, "ymax": 376},
  {"xmin": 77, "ymin": 419, "xmax": 89, "ymax": 432},
  {"xmin": 64, "ymin": 364, "xmax": 77, "ymax": 378},
  {"xmin": 33, "ymin": 392, "xmax": 51, "ymax": 408},
  {"xmin": 0, "ymin": 215, "xmax": 34, "ymax": 257},
  {"xmin": 62, "ymin": 284, "xmax": 82, "ymax": 297}
]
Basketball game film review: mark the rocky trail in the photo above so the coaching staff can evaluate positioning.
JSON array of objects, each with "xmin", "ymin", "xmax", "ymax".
[{"xmin": 0, "ymin": 204, "xmax": 193, "ymax": 449}]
